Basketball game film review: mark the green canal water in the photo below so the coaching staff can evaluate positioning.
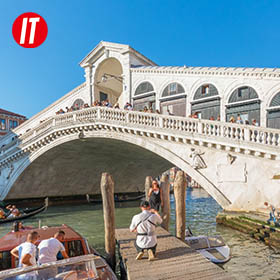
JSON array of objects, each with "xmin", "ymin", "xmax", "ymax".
[{"xmin": 1, "ymin": 188, "xmax": 280, "ymax": 279}]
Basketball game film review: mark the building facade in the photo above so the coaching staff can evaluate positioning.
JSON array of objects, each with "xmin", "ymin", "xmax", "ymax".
[
  {"xmin": 4, "ymin": 41, "xmax": 280, "ymax": 137},
  {"xmin": 77, "ymin": 42, "xmax": 280, "ymax": 129},
  {"xmin": 0, "ymin": 108, "xmax": 27, "ymax": 136}
]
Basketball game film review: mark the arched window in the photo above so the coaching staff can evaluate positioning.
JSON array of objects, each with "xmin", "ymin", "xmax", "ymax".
[
  {"xmin": 192, "ymin": 84, "xmax": 220, "ymax": 120},
  {"xmin": 267, "ymin": 92, "xmax": 280, "ymax": 129},
  {"xmin": 135, "ymin": 82, "xmax": 154, "ymax": 96},
  {"xmin": 162, "ymin": 82, "xmax": 185, "ymax": 97},
  {"xmin": 228, "ymin": 86, "xmax": 258, "ymax": 104},
  {"xmin": 72, "ymin": 98, "xmax": 84, "ymax": 109},
  {"xmin": 269, "ymin": 92, "xmax": 280, "ymax": 107},
  {"xmin": 160, "ymin": 83, "xmax": 186, "ymax": 116},
  {"xmin": 194, "ymin": 84, "xmax": 219, "ymax": 100},
  {"xmin": 133, "ymin": 82, "xmax": 155, "ymax": 112},
  {"xmin": 226, "ymin": 86, "xmax": 260, "ymax": 125}
]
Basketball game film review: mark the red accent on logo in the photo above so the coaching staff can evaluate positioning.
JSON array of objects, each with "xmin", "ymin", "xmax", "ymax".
[{"xmin": 12, "ymin": 12, "xmax": 48, "ymax": 48}]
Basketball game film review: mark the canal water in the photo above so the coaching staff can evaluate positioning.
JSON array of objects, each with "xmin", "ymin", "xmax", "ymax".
[{"xmin": 1, "ymin": 188, "xmax": 280, "ymax": 279}]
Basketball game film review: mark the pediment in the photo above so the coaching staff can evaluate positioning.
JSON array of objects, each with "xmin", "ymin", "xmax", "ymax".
[{"xmin": 79, "ymin": 41, "xmax": 157, "ymax": 68}]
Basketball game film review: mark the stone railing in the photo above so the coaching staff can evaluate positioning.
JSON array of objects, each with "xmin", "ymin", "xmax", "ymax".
[{"xmin": 1, "ymin": 107, "xmax": 280, "ymax": 159}]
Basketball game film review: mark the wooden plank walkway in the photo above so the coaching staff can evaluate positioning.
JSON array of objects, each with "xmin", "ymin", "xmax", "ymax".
[{"xmin": 116, "ymin": 227, "xmax": 235, "ymax": 280}]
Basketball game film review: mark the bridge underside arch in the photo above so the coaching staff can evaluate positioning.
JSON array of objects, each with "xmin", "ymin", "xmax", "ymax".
[
  {"xmin": 6, "ymin": 133, "xmax": 231, "ymax": 209},
  {"xmin": 7, "ymin": 138, "xmax": 172, "ymax": 200}
]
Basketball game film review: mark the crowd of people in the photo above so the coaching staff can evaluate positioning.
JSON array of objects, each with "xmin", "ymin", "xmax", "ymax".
[
  {"xmin": 54, "ymin": 99, "xmax": 260, "ymax": 128},
  {"xmin": 228, "ymin": 114, "xmax": 259, "ymax": 126}
]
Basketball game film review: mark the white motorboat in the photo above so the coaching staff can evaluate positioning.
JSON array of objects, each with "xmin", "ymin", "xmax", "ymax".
[{"xmin": 185, "ymin": 229, "xmax": 231, "ymax": 264}]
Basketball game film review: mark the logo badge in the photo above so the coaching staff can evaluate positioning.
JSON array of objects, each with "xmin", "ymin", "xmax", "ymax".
[{"xmin": 12, "ymin": 12, "xmax": 48, "ymax": 48}]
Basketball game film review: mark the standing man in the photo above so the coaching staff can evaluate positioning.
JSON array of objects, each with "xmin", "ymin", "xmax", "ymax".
[
  {"xmin": 38, "ymin": 230, "xmax": 69, "ymax": 279},
  {"xmin": 10, "ymin": 231, "xmax": 39, "ymax": 280},
  {"xmin": 130, "ymin": 201, "xmax": 162, "ymax": 261}
]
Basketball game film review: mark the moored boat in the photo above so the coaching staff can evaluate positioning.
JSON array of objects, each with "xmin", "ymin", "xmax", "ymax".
[
  {"xmin": 185, "ymin": 229, "xmax": 231, "ymax": 264},
  {"xmin": 0, "ymin": 254, "xmax": 110, "ymax": 280},
  {"xmin": 0, "ymin": 198, "xmax": 48, "ymax": 224},
  {"xmin": 0, "ymin": 224, "xmax": 117, "ymax": 279},
  {"xmin": 86, "ymin": 192, "xmax": 145, "ymax": 204}
]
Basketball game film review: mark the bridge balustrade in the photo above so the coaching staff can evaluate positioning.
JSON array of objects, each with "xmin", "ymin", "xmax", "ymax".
[{"xmin": 1, "ymin": 107, "xmax": 280, "ymax": 161}]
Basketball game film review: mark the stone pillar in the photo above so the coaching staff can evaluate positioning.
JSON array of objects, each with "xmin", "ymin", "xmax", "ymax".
[
  {"xmin": 83, "ymin": 63, "xmax": 94, "ymax": 105},
  {"xmin": 160, "ymin": 174, "xmax": 170, "ymax": 231},
  {"xmin": 174, "ymin": 171, "xmax": 187, "ymax": 241},
  {"xmin": 145, "ymin": 176, "xmax": 153, "ymax": 201},
  {"xmin": 100, "ymin": 173, "xmax": 116, "ymax": 270}
]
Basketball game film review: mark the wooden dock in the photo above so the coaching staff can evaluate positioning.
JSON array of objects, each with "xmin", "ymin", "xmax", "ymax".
[{"xmin": 116, "ymin": 227, "xmax": 235, "ymax": 280}]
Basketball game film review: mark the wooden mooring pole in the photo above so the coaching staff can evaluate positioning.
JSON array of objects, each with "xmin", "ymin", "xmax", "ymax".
[
  {"xmin": 100, "ymin": 172, "xmax": 116, "ymax": 270},
  {"xmin": 160, "ymin": 174, "xmax": 170, "ymax": 231},
  {"xmin": 174, "ymin": 170, "xmax": 187, "ymax": 241},
  {"xmin": 145, "ymin": 176, "xmax": 152, "ymax": 201}
]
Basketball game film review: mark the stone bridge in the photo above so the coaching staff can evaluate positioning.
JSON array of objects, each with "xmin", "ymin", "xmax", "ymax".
[{"xmin": 0, "ymin": 107, "xmax": 280, "ymax": 212}]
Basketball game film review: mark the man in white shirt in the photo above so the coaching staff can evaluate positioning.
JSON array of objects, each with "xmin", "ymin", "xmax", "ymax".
[
  {"xmin": 10, "ymin": 231, "xmax": 39, "ymax": 280},
  {"xmin": 130, "ymin": 200, "xmax": 162, "ymax": 261},
  {"xmin": 38, "ymin": 230, "xmax": 69, "ymax": 279}
]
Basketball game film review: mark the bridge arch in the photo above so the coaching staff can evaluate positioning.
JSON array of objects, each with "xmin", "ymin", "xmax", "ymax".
[
  {"xmin": 93, "ymin": 57, "xmax": 123, "ymax": 105},
  {"xmin": 5, "ymin": 129, "xmax": 231, "ymax": 208}
]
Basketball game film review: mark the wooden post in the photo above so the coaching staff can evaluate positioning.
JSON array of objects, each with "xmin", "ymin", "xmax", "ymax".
[
  {"xmin": 160, "ymin": 174, "xmax": 170, "ymax": 231},
  {"xmin": 174, "ymin": 170, "xmax": 187, "ymax": 241},
  {"xmin": 145, "ymin": 176, "xmax": 152, "ymax": 201},
  {"xmin": 100, "ymin": 172, "xmax": 116, "ymax": 270}
]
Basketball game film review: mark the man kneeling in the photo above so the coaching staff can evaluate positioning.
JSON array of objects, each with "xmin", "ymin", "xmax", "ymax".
[{"xmin": 130, "ymin": 200, "xmax": 162, "ymax": 261}]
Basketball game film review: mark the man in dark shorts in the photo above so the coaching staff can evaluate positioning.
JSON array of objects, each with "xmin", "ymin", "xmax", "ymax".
[{"xmin": 130, "ymin": 201, "xmax": 162, "ymax": 261}]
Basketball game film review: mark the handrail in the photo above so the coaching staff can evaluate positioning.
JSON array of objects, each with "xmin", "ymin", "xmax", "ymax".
[{"xmin": 1, "ymin": 107, "xmax": 280, "ymax": 158}]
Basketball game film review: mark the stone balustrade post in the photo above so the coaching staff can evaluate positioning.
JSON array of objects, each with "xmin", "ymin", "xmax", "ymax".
[
  {"xmin": 244, "ymin": 127, "xmax": 251, "ymax": 142},
  {"xmin": 73, "ymin": 113, "xmax": 77, "ymax": 122},
  {"xmin": 52, "ymin": 119, "xmax": 56, "ymax": 127},
  {"xmin": 159, "ymin": 116, "xmax": 163, "ymax": 128},
  {"xmin": 97, "ymin": 107, "xmax": 101, "ymax": 120},
  {"xmin": 197, "ymin": 121, "xmax": 203, "ymax": 134},
  {"xmin": 126, "ymin": 112, "xmax": 130, "ymax": 124}
]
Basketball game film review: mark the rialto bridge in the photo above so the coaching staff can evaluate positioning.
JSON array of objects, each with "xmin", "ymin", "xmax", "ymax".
[{"xmin": 0, "ymin": 41, "xmax": 280, "ymax": 212}]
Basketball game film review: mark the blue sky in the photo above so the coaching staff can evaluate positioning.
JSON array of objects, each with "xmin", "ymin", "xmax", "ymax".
[{"xmin": 1, "ymin": 0, "xmax": 280, "ymax": 117}]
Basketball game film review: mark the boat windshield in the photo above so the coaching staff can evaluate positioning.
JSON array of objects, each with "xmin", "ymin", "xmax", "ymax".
[
  {"xmin": 186, "ymin": 237, "xmax": 209, "ymax": 250},
  {"xmin": 207, "ymin": 236, "xmax": 225, "ymax": 248},
  {"xmin": 0, "ymin": 254, "xmax": 99, "ymax": 280},
  {"xmin": 186, "ymin": 236, "xmax": 226, "ymax": 250}
]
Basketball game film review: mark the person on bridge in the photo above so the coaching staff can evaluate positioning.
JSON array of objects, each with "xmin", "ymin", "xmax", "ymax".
[
  {"xmin": 148, "ymin": 180, "xmax": 163, "ymax": 211},
  {"xmin": 10, "ymin": 231, "xmax": 39, "ymax": 280},
  {"xmin": 130, "ymin": 200, "xmax": 162, "ymax": 261}
]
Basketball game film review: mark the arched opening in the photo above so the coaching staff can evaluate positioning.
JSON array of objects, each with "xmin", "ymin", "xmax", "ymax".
[
  {"xmin": 160, "ymin": 82, "xmax": 186, "ymax": 116},
  {"xmin": 191, "ymin": 84, "xmax": 220, "ymax": 120},
  {"xmin": 226, "ymin": 86, "xmax": 260, "ymax": 125},
  {"xmin": 94, "ymin": 58, "xmax": 123, "ymax": 106},
  {"xmin": 5, "ymin": 133, "xmax": 231, "ymax": 209},
  {"xmin": 267, "ymin": 92, "xmax": 280, "ymax": 129},
  {"xmin": 72, "ymin": 98, "xmax": 85, "ymax": 110},
  {"xmin": 133, "ymin": 82, "xmax": 156, "ymax": 111}
]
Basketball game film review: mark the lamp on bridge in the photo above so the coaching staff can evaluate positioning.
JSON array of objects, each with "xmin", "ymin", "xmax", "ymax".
[{"xmin": 98, "ymin": 73, "xmax": 123, "ymax": 84}]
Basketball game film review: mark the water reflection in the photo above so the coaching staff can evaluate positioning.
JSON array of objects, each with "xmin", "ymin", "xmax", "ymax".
[{"xmin": 1, "ymin": 188, "xmax": 280, "ymax": 279}]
